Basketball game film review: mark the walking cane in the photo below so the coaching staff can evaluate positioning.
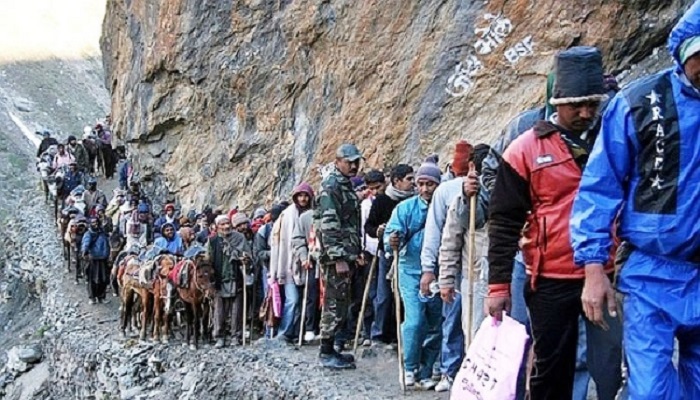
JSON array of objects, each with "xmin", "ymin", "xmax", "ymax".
[
  {"xmin": 466, "ymin": 195, "xmax": 477, "ymax": 346},
  {"xmin": 298, "ymin": 264, "xmax": 311, "ymax": 347},
  {"xmin": 392, "ymin": 249, "xmax": 406, "ymax": 392},
  {"xmin": 241, "ymin": 262, "xmax": 248, "ymax": 346},
  {"xmin": 353, "ymin": 251, "xmax": 378, "ymax": 352}
]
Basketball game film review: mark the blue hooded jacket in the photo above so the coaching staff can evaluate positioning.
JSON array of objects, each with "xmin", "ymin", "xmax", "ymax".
[
  {"xmin": 81, "ymin": 228, "xmax": 110, "ymax": 260},
  {"xmin": 384, "ymin": 195, "xmax": 429, "ymax": 276},
  {"xmin": 571, "ymin": 2, "xmax": 700, "ymax": 265},
  {"xmin": 153, "ymin": 223, "xmax": 185, "ymax": 255}
]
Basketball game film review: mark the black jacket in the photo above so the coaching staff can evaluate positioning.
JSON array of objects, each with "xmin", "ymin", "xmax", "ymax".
[
  {"xmin": 37, "ymin": 137, "xmax": 58, "ymax": 157},
  {"xmin": 364, "ymin": 194, "xmax": 399, "ymax": 250}
]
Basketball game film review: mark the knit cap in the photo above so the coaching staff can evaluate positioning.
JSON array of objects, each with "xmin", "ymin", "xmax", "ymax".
[
  {"xmin": 416, "ymin": 157, "xmax": 441, "ymax": 184},
  {"xmin": 231, "ymin": 212, "xmax": 250, "ymax": 227},
  {"xmin": 253, "ymin": 207, "xmax": 267, "ymax": 220},
  {"xmin": 680, "ymin": 36, "xmax": 700, "ymax": 65}
]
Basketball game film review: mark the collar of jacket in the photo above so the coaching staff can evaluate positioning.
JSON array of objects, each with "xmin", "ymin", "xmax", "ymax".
[
  {"xmin": 332, "ymin": 167, "xmax": 352, "ymax": 185},
  {"xmin": 533, "ymin": 120, "xmax": 562, "ymax": 138}
]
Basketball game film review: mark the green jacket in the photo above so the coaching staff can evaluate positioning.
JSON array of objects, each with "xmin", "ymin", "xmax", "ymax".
[
  {"xmin": 207, "ymin": 232, "xmax": 250, "ymax": 289},
  {"xmin": 313, "ymin": 168, "xmax": 361, "ymax": 264},
  {"xmin": 70, "ymin": 143, "xmax": 90, "ymax": 172}
]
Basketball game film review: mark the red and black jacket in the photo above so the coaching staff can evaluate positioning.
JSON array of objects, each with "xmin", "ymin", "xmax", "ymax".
[{"xmin": 487, "ymin": 121, "xmax": 615, "ymax": 295}]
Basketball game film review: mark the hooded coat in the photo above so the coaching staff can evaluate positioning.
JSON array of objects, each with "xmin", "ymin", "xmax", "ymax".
[
  {"xmin": 570, "ymin": 5, "xmax": 700, "ymax": 398},
  {"xmin": 269, "ymin": 182, "xmax": 315, "ymax": 285},
  {"xmin": 571, "ymin": 2, "xmax": 700, "ymax": 265}
]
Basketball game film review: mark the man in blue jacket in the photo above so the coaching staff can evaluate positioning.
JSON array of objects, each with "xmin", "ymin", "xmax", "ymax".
[
  {"xmin": 82, "ymin": 217, "xmax": 111, "ymax": 305},
  {"xmin": 154, "ymin": 222, "xmax": 185, "ymax": 256},
  {"xmin": 385, "ymin": 157, "xmax": 442, "ymax": 390},
  {"xmin": 571, "ymin": 3, "xmax": 700, "ymax": 399}
]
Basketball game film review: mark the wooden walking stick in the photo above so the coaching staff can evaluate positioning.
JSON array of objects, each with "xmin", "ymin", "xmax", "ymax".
[
  {"xmin": 298, "ymin": 265, "xmax": 311, "ymax": 347},
  {"xmin": 353, "ymin": 251, "xmax": 379, "ymax": 352},
  {"xmin": 392, "ymin": 249, "xmax": 406, "ymax": 392},
  {"xmin": 466, "ymin": 195, "xmax": 477, "ymax": 346},
  {"xmin": 241, "ymin": 262, "xmax": 248, "ymax": 346}
]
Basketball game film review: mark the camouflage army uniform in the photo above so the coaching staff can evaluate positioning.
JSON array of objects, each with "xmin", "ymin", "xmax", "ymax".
[{"xmin": 313, "ymin": 167, "xmax": 361, "ymax": 342}]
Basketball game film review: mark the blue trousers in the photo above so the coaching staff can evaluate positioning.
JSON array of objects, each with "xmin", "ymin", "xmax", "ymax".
[
  {"xmin": 371, "ymin": 251, "xmax": 395, "ymax": 343},
  {"xmin": 399, "ymin": 271, "xmax": 442, "ymax": 380},
  {"xmin": 277, "ymin": 282, "xmax": 301, "ymax": 340},
  {"xmin": 511, "ymin": 257, "xmax": 530, "ymax": 400},
  {"xmin": 619, "ymin": 250, "xmax": 700, "ymax": 400},
  {"xmin": 440, "ymin": 269, "xmax": 487, "ymax": 379}
]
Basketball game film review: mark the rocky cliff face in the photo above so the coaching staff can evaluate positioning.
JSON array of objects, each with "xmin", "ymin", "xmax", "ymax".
[{"xmin": 101, "ymin": 0, "xmax": 690, "ymax": 211}]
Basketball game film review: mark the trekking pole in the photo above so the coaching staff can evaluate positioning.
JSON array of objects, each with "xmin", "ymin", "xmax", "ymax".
[
  {"xmin": 353, "ymin": 250, "xmax": 378, "ymax": 353},
  {"xmin": 298, "ymin": 266, "xmax": 311, "ymax": 347},
  {"xmin": 392, "ymin": 250, "xmax": 406, "ymax": 392},
  {"xmin": 466, "ymin": 195, "xmax": 477, "ymax": 346}
]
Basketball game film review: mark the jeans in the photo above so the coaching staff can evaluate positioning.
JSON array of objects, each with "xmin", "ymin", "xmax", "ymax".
[
  {"xmin": 399, "ymin": 271, "xmax": 442, "ymax": 380},
  {"xmin": 277, "ymin": 282, "xmax": 301, "ymax": 340},
  {"xmin": 618, "ymin": 250, "xmax": 700, "ymax": 400},
  {"xmin": 441, "ymin": 292, "xmax": 463, "ymax": 378},
  {"xmin": 371, "ymin": 251, "xmax": 395, "ymax": 343},
  {"xmin": 525, "ymin": 277, "xmax": 622, "ymax": 400},
  {"xmin": 573, "ymin": 319, "xmax": 591, "ymax": 400},
  {"xmin": 511, "ymin": 257, "xmax": 529, "ymax": 400}
]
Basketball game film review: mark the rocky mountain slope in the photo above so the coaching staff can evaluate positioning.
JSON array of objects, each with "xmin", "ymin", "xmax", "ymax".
[
  {"xmin": 102, "ymin": 0, "xmax": 689, "ymax": 210},
  {"xmin": 0, "ymin": 0, "xmax": 109, "ymax": 140}
]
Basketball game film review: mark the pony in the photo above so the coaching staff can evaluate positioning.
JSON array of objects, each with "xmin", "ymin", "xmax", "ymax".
[{"xmin": 171, "ymin": 246, "xmax": 216, "ymax": 350}]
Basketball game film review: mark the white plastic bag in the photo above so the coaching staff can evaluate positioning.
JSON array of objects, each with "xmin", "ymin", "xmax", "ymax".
[{"xmin": 451, "ymin": 314, "xmax": 529, "ymax": 400}]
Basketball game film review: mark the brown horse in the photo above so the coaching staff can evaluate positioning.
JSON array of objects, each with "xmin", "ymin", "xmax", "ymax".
[
  {"xmin": 173, "ymin": 254, "xmax": 216, "ymax": 350},
  {"xmin": 148, "ymin": 253, "xmax": 178, "ymax": 344},
  {"xmin": 118, "ymin": 254, "xmax": 147, "ymax": 339}
]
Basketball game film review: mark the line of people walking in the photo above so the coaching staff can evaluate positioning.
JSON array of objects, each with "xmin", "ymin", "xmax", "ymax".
[{"xmin": 42, "ymin": 4, "xmax": 700, "ymax": 398}]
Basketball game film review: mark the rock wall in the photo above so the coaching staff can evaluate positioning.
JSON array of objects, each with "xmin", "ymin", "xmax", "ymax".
[{"xmin": 101, "ymin": 0, "xmax": 691, "ymax": 210}]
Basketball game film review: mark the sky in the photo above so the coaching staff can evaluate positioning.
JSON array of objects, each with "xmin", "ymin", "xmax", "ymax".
[{"xmin": 0, "ymin": 0, "xmax": 106, "ymax": 62}]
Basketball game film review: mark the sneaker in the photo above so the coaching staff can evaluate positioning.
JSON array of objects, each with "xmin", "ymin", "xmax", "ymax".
[
  {"xmin": 88, "ymin": 298, "xmax": 96, "ymax": 305},
  {"xmin": 361, "ymin": 338, "xmax": 371, "ymax": 347},
  {"xmin": 74, "ymin": 280, "xmax": 79, "ymax": 285},
  {"xmin": 435, "ymin": 375, "xmax": 453, "ymax": 392},
  {"xmin": 303, "ymin": 332, "xmax": 316, "ymax": 342},
  {"xmin": 320, "ymin": 353, "xmax": 356, "ymax": 370},
  {"xmin": 214, "ymin": 338, "xmax": 225, "ymax": 348},
  {"xmin": 418, "ymin": 378, "xmax": 437, "ymax": 391},
  {"xmin": 99, "ymin": 298, "xmax": 109, "ymax": 304},
  {"xmin": 112, "ymin": 292, "xmax": 118, "ymax": 297},
  {"xmin": 384, "ymin": 342, "xmax": 398, "ymax": 351},
  {"xmin": 404, "ymin": 371, "xmax": 416, "ymax": 387}
]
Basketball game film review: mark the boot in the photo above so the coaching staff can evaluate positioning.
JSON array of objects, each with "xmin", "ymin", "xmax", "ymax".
[
  {"xmin": 320, "ymin": 353, "xmax": 356, "ymax": 369},
  {"xmin": 334, "ymin": 350, "xmax": 355, "ymax": 363},
  {"xmin": 320, "ymin": 339, "xmax": 355, "ymax": 370}
]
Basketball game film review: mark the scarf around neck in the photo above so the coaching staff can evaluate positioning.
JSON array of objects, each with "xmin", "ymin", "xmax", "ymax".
[{"xmin": 385, "ymin": 184, "xmax": 415, "ymax": 202}]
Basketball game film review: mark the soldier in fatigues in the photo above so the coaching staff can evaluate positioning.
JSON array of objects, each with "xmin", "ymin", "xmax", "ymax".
[{"xmin": 313, "ymin": 144, "xmax": 363, "ymax": 370}]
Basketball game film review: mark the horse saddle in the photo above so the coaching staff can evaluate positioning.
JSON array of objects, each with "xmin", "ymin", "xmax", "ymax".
[{"xmin": 169, "ymin": 260, "xmax": 190, "ymax": 289}]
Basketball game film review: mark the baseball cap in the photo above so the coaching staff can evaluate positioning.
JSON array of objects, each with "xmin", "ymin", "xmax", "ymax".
[{"xmin": 335, "ymin": 144, "xmax": 362, "ymax": 162}]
